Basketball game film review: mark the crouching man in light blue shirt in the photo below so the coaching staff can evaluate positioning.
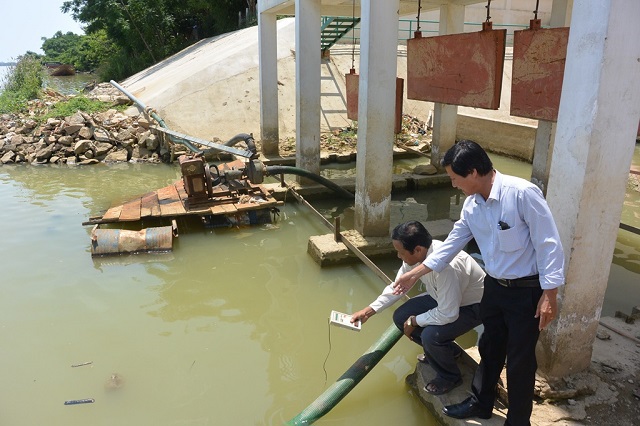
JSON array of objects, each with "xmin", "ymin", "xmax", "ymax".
[{"xmin": 351, "ymin": 220, "xmax": 485, "ymax": 395}]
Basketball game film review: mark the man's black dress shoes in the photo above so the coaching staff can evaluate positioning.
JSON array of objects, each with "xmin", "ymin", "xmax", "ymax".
[{"xmin": 442, "ymin": 396, "xmax": 493, "ymax": 419}]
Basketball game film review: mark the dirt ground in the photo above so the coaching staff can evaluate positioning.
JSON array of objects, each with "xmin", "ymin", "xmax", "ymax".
[
  {"xmin": 530, "ymin": 315, "xmax": 640, "ymax": 426},
  {"xmin": 261, "ymin": 114, "xmax": 433, "ymax": 159}
]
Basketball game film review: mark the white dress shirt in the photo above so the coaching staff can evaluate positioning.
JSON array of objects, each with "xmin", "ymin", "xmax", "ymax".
[
  {"xmin": 425, "ymin": 170, "xmax": 565, "ymax": 290},
  {"xmin": 369, "ymin": 240, "xmax": 485, "ymax": 327}
]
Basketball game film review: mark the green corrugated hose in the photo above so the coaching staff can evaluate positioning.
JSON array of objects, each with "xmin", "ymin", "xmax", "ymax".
[{"xmin": 286, "ymin": 323, "xmax": 403, "ymax": 425}]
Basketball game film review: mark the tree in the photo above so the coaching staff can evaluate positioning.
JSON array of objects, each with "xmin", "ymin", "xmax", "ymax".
[{"xmin": 61, "ymin": 0, "xmax": 248, "ymax": 80}]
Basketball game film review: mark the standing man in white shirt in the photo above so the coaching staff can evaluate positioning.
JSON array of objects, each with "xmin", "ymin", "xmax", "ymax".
[
  {"xmin": 351, "ymin": 220, "xmax": 485, "ymax": 395},
  {"xmin": 393, "ymin": 140, "xmax": 565, "ymax": 426}
]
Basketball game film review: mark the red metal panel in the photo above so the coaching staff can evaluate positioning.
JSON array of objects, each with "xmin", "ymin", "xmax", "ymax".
[
  {"xmin": 345, "ymin": 71, "xmax": 404, "ymax": 134},
  {"xmin": 395, "ymin": 78, "xmax": 404, "ymax": 134},
  {"xmin": 511, "ymin": 24, "xmax": 569, "ymax": 121},
  {"xmin": 346, "ymin": 69, "xmax": 358, "ymax": 121},
  {"xmin": 407, "ymin": 28, "xmax": 506, "ymax": 109}
]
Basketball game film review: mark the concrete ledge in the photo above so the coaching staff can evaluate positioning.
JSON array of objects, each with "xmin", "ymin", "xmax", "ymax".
[
  {"xmin": 263, "ymin": 173, "xmax": 452, "ymax": 202},
  {"xmin": 307, "ymin": 219, "xmax": 454, "ymax": 266},
  {"xmin": 457, "ymin": 114, "xmax": 536, "ymax": 162},
  {"xmin": 406, "ymin": 347, "xmax": 508, "ymax": 426}
]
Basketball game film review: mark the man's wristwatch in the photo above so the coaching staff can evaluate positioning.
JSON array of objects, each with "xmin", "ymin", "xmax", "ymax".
[{"xmin": 405, "ymin": 316, "xmax": 416, "ymax": 327}]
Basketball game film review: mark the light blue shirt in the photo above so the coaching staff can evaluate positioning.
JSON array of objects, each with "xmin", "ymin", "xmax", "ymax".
[{"xmin": 425, "ymin": 171, "xmax": 565, "ymax": 290}]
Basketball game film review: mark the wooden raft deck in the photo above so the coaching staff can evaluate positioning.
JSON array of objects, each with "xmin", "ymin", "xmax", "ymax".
[{"xmin": 85, "ymin": 179, "xmax": 281, "ymax": 225}]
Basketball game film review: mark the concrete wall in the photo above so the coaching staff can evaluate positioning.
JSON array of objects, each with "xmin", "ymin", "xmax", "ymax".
[{"xmin": 457, "ymin": 114, "xmax": 536, "ymax": 162}]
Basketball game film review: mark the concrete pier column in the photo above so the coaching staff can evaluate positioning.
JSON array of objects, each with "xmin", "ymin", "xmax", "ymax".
[
  {"xmin": 295, "ymin": 0, "xmax": 321, "ymax": 179},
  {"xmin": 354, "ymin": 0, "xmax": 399, "ymax": 237},
  {"xmin": 431, "ymin": 5, "xmax": 464, "ymax": 169},
  {"xmin": 539, "ymin": 0, "xmax": 640, "ymax": 378},
  {"xmin": 531, "ymin": 121, "xmax": 555, "ymax": 194},
  {"xmin": 258, "ymin": 11, "xmax": 279, "ymax": 155},
  {"xmin": 531, "ymin": 0, "xmax": 571, "ymax": 192}
]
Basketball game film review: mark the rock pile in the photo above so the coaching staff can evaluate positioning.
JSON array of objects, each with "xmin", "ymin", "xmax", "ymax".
[
  {"xmin": 0, "ymin": 83, "xmax": 184, "ymax": 166},
  {"xmin": 0, "ymin": 108, "xmax": 169, "ymax": 166}
]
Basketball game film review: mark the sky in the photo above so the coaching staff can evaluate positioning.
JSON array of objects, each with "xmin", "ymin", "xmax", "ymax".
[{"xmin": 0, "ymin": 0, "xmax": 85, "ymax": 62}]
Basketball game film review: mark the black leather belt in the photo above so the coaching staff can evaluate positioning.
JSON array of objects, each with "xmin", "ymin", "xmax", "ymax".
[{"xmin": 494, "ymin": 274, "xmax": 540, "ymax": 288}]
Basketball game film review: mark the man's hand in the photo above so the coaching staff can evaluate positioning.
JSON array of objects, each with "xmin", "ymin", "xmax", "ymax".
[
  {"xmin": 351, "ymin": 307, "xmax": 375, "ymax": 325},
  {"xmin": 392, "ymin": 264, "xmax": 432, "ymax": 295},
  {"xmin": 403, "ymin": 315, "xmax": 417, "ymax": 341},
  {"xmin": 535, "ymin": 288, "xmax": 558, "ymax": 330}
]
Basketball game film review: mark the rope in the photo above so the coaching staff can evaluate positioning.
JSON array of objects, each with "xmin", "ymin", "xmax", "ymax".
[{"xmin": 351, "ymin": 0, "xmax": 356, "ymax": 71}]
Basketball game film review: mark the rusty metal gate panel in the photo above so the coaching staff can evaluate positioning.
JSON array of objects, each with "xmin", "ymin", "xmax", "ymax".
[
  {"xmin": 346, "ymin": 69, "xmax": 359, "ymax": 121},
  {"xmin": 407, "ymin": 25, "xmax": 506, "ymax": 110},
  {"xmin": 511, "ymin": 21, "xmax": 569, "ymax": 121},
  {"xmin": 345, "ymin": 70, "xmax": 404, "ymax": 133}
]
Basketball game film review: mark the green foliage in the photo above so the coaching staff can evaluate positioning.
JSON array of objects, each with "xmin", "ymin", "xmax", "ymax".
[
  {"xmin": 41, "ymin": 31, "xmax": 83, "ymax": 67},
  {"xmin": 41, "ymin": 29, "xmax": 117, "ymax": 73},
  {"xmin": 0, "ymin": 56, "xmax": 44, "ymax": 113},
  {"xmin": 41, "ymin": 95, "xmax": 123, "ymax": 121},
  {"xmin": 60, "ymin": 0, "xmax": 253, "ymax": 80}
]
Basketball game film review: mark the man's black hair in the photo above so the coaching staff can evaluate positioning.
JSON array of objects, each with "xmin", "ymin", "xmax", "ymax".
[
  {"xmin": 391, "ymin": 221, "xmax": 432, "ymax": 253},
  {"xmin": 441, "ymin": 139, "xmax": 493, "ymax": 177}
]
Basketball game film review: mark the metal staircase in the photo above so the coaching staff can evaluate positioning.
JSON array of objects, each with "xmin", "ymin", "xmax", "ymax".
[{"xmin": 321, "ymin": 17, "xmax": 361, "ymax": 54}]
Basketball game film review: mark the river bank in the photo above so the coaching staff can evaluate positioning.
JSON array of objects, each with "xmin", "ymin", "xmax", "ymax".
[
  {"xmin": 0, "ymin": 84, "xmax": 171, "ymax": 165},
  {"xmin": 0, "ymin": 83, "xmax": 433, "ymax": 167}
]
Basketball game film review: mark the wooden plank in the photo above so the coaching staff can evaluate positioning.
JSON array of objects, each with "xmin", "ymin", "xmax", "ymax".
[
  {"xmin": 407, "ymin": 27, "xmax": 506, "ymax": 109},
  {"xmin": 119, "ymin": 198, "xmax": 142, "ymax": 221},
  {"xmin": 235, "ymin": 201, "xmax": 264, "ymax": 211},
  {"xmin": 158, "ymin": 184, "xmax": 187, "ymax": 216},
  {"xmin": 235, "ymin": 201, "xmax": 279, "ymax": 211},
  {"xmin": 140, "ymin": 192, "xmax": 161, "ymax": 217},
  {"xmin": 157, "ymin": 185, "xmax": 176, "ymax": 201},
  {"xmin": 210, "ymin": 204, "xmax": 238, "ymax": 215},
  {"xmin": 102, "ymin": 205, "xmax": 123, "ymax": 221},
  {"xmin": 175, "ymin": 180, "xmax": 189, "ymax": 202},
  {"xmin": 511, "ymin": 24, "xmax": 569, "ymax": 121}
]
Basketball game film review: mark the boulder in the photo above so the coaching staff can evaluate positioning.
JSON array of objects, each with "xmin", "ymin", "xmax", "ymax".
[{"xmin": 104, "ymin": 148, "xmax": 129, "ymax": 163}]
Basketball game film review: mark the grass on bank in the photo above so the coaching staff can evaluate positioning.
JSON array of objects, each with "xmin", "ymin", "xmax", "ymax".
[
  {"xmin": 0, "ymin": 56, "xmax": 43, "ymax": 113},
  {"xmin": 1, "ymin": 56, "xmax": 121, "ymax": 119}
]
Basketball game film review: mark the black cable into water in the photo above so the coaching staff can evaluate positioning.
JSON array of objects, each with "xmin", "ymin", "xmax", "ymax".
[{"xmin": 322, "ymin": 319, "xmax": 332, "ymax": 387}]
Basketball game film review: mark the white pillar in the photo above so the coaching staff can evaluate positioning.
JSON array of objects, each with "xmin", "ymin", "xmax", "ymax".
[
  {"xmin": 539, "ymin": 0, "xmax": 640, "ymax": 378},
  {"xmin": 431, "ymin": 4, "xmax": 464, "ymax": 169},
  {"xmin": 295, "ymin": 0, "xmax": 321, "ymax": 178},
  {"xmin": 531, "ymin": 0, "xmax": 571, "ymax": 192},
  {"xmin": 354, "ymin": 0, "xmax": 399, "ymax": 237},
  {"xmin": 258, "ymin": 11, "xmax": 279, "ymax": 155},
  {"xmin": 530, "ymin": 120, "xmax": 555, "ymax": 194}
]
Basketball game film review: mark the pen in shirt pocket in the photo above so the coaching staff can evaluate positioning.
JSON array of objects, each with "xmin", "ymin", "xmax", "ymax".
[{"xmin": 498, "ymin": 221, "xmax": 510, "ymax": 230}]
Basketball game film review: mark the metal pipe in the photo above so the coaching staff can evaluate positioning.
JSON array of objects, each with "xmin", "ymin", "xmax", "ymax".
[{"xmin": 109, "ymin": 80, "xmax": 256, "ymax": 157}]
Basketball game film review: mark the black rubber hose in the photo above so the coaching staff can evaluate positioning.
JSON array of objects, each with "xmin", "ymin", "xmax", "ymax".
[
  {"xmin": 222, "ymin": 133, "xmax": 257, "ymax": 158},
  {"xmin": 286, "ymin": 324, "xmax": 403, "ymax": 425},
  {"xmin": 265, "ymin": 166, "xmax": 354, "ymax": 199}
]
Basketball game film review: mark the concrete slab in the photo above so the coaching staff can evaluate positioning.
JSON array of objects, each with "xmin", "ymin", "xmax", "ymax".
[
  {"xmin": 406, "ymin": 349, "xmax": 508, "ymax": 426},
  {"xmin": 404, "ymin": 315, "xmax": 640, "ymax": 426},
  {"xmin": 307, "ymin": 218, "xmax": 454, "ymax": 266}
]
